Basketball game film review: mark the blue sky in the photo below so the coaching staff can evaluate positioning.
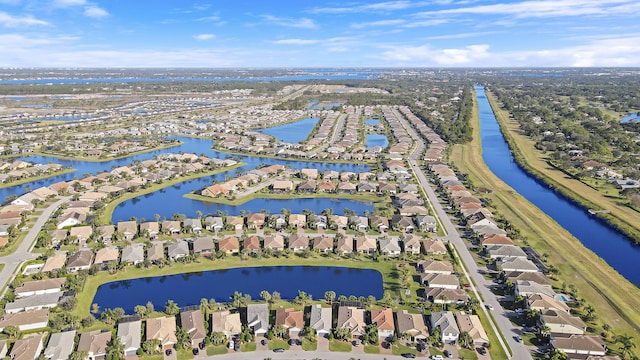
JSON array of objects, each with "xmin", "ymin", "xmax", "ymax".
[{"xmin": 0, "ymin": 0, "xmax": 639, "ymax": 67}]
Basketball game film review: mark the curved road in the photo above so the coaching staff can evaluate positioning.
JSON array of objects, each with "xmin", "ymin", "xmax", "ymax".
[
  {"xmin": 0, "ymin": 196, "xmax": 69, "ymax": 295},
  {"xmin": 393, "ymin": 107, "xmax": 531, "ymax": 360}
]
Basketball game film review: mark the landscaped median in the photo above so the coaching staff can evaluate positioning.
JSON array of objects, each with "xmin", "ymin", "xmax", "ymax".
[
  {"xmin": 449, "ymin": 90, "xmax": 640, "ymax": 356},
  {"xmin": 96, "ymin": 162, "xmax": 245, "ymax": 225}
]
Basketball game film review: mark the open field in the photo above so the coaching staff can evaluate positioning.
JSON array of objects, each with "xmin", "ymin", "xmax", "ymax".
[
  {"xmin": 448, "ymin": 91, "xmax": 640, "ymax": 356},
  {"xmin": 486, "ymin": 91, "xmax": 640, "ymax": 244}
]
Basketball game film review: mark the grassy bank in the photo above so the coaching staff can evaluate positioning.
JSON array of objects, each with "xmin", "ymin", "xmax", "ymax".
[
  {"xmin": 448, "ymin": 91, "xmax": 640, "ymax": 355},
  {"xmin": 97, "ymin": 163, "xmax": 244, "ymax": 224},
  {"xmin": 486, "ymin": 91, "xmax": 640, "ymax": 244},
  {"xmin": 74, "ymin": 256, "xmax": 400, "ymax": 319},
  {"xmin": 0, "ymin": 168, "xmax": 75, "ymax": 189}
]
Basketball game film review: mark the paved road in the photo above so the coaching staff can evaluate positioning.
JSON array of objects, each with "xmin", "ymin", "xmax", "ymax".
[
  {"xmin": 393, "ymin": 107, "xmax": 531, "ymax": 360},
  {"xmin": 0, "ymin": 196, "xmax": 69, "ymax": 295}
]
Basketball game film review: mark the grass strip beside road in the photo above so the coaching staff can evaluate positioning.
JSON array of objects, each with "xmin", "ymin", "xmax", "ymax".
[
  {"xmin": 97, "ymin": 163, "xmax": 244, "ymax": 225},
  {"xmin": 449, "ymin": 90, "xmax": 640, "ymax": 353}
]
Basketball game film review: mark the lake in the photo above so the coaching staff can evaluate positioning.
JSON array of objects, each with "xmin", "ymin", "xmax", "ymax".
[
  {"xmin": 621, "ymin": 113, "xmax": 640, "ymax": 123},
  {"xmin": 476, "ymin": 85, "xmax": 640, "ymax": 287},
  {"xmin": 256, "ymin": 117, "xmax": 318, "ymax": 143},
  {"xmin": 4, "ymin": 136, "xmax": 370, "ymax": 220},
  {"xmin": 92, "ymin": 266, "xmax": 383, "ymax": 313},
  {"xmin": 366, "ymin": 134, "xmax": 389, "ymax": 149}
]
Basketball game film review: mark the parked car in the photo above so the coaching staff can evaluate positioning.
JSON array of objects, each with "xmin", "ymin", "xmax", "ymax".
[
  {"xmin": 261, "ymin": 339, "xmax": 267, "ymax": 346},
  {"xmin": 165, "ymin": 349, "xmax": 172, "ymax": 356},
  {"xmin": 192, "ymin": 348, "xmax": 199, "ymax": 355},
  {"xmin": 478, "ymin": 347, "xmax": 487, "ymax": 355},
  {"xmin": 401, "ymin": 353, "xmax": 416, "ymax": 358},
  {"xmin": 431, "ymin": 355, "xmax": 444, "ymax": 360},
  {"xmin": 485, "ymin": 304, "xmax": 494, "ymax": 310},
  {"xmin": 444, "ymin": 349, "xmax": 452, "ymax": 357},
  {"xmin": 273, "ymin": 348, "xmax": 285, "ymax": 353},
  {"xmin": 514, "ymin": 335, "xmax": 522, "ymax": 342}
]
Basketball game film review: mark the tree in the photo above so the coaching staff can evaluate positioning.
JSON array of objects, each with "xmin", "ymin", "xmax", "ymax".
[
  {"xmin": 536, "ymin": 325, "xmax": 551, "ymax": 343},
  {"xmin": 146, "ymin": 301, "xmax": 155, "ymax": 314},
  {"xmin": 230, "ymin": 291, "xmax": 245, "ymax": 308},
  {"xmin": 615, "ymin": 334, "xmax": 636, "ymax": 360},
  {"xmin": 210, "ymin": 331, "xmax": 227, "ymax": 345},
  {"xmin": 134, "ymin": 305, "xmax": 149, "ymax": 319},
  {"xmin": 333, "ymin": 327, "xmax": 351, "ymax": 341},
  {"xmin": 272, "ymin": 324, "xmax": 288, "ymax": 339},
  {"xmin": 324, "ymin": 291, "xmax": 336, "ymax": 305},
  {"xmin": 199, "ymin": 298, "xmax": 211, "ymax": 317},
  {"xmin": 459, "ymin": 331, "xmax": 473, "ymax": 349},
  {"xmin": 164, "ymin": 300, "xmax": 180, "ymax": 315},
  {"xmin": 106, "ymin": 336, "xmax": 125, "ymax": 360},
  {"xmin": 142, "ymin": 339, "xmax": 161, "ymax": 354},
  {"xmin": 176, "ymin": 327, "xmax": 191, "ymax": 350},
  {"xmin": 70, "ymin": 351, "xmax": 89, "ymax": 360},
  {"xmin": 260, "ymin": 290, "xmax": 272, "ymax": 303},
  {"xmin": 3, "ymin": 325, "xmax": 19, "ymax": 339},
  {"xmin": 365, "ymin": 323, "xmax": 379, "ymax": 345}
]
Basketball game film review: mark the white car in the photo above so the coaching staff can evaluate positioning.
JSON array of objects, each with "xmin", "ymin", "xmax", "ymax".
[
  {"xmin": 485, "ymin": 304, "xmax": 494, "ymax": 310},
  {"xmin": 431, "ymin": 356, "xmax": 444, "ymax": 360}
]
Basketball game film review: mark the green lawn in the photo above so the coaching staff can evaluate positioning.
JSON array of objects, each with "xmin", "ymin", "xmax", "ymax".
[
  {"xmin": 267, "ymin": 339, "xmax": 290, "ymax": 350},
  {"xmin": 459, "ymin": 348, "xmax": 479, "ymax": 360},
  {"xmin": 206, "ymin": 345, "xmax": 229, "ymax": 356},
  {"xmin": 329, "ymin": 340, "xmax": 352, "ymax": 352},
  {"xmin": 392, "ymin": 344, "xmax": 416, "ymax": 355},
  {"xmin": 241, "ymin": 342, "xmax": 256, "ymax": 352},
  {"xmin": 176, "ymin": 349, "xmax": 194, "ymax": 360},
  {"xmin": 302, "ymin": 339, "xmax": 317, "ymax": 351},
  {"xmin": 364, "ymin": 344, "xmax": 380, "ymax": 354}
]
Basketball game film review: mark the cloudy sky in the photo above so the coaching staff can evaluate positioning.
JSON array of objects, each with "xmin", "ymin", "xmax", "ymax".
[{"xmin": 1, "ymin": 0, "xmax": 639, "ymax": 67}]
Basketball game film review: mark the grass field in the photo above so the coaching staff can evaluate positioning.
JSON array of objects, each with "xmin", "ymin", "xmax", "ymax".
[
  {"xmin": 329, "ymin": 340, "xmax": 352, "ymax": 352},
  {"xmin": 448, "ymin": 90, "xmax": 640, "ymax": 356}
]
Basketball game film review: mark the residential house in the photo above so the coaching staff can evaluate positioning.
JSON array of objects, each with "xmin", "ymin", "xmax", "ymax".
[
  {"xmin": 551, "ymin": 335, "xmax": 606, "ymax": 357},
  {"xmin": 422, "ymin": 238, "xmax": 447, "ymax": 255},
  {"xmin": 454, "ymin": 311, "xmax": 489, "ymax": 347},
  {"xmin": 263, "ymin": 235, "xmax": 284, "ymax": 251},
  {"xmin": 212, "ymin": 310, "xmax": 242, "ymax": 339},
  {"xmin": 77, "ymin": 330, "xmax": 111, "ymax": 360},
  {"xmin": 402, "ymin": 235, "xmax": 421, "ymax": 255},
  {"xmin": 44, "ymin": 330, "xmax": 76, "ymax": 360},
  {"xmin": 161, "ymin": 220, "xmax": 181, "ymax": 235},
  {"xmin": 117, "ymin": 320, "xmax": 142, "ymax": 356},
  {"xmin": 514, "ymin": 280, "xmax": 555, "ymax": 298},
  {"xmin": 417, "ymin": 260, "xmax": 454, "ymax": 274},
  {"xmin": 275, "ymin": 308, "xmax": 305, "ymax": 337},
  {"xmin": 498, "ymin": 257, "xmax": 538, "ymax": 273},
  {"xmin": 539, "ymin": 309, "xmax": 587, "ymax": 335},
  {"xmin": 66, "ymin": 249, "xmax": 93, "ymax": 272},
  {"xmin": 430, "ymin": 311, "xmax": 460, "ymax": 344},
  {"xmin": 336, "ymin": 306, "xmax": 366, "ymax": 339},
  {"xmin": 391, "ymin": 215, "xmax": 414, "ymax": 233},
  {"xmin": 485, "ymin": 245, "xmax": 528, "ymax": 260},
  {"xmin": 355, "ymin": 236, "xmax": 377, "ymax": 255},
  {"xmin": 272, "ymin": 180, "xmax": 293, "ymax": 192},
  {"xmin": 9, "ymin": 333, "xmax": 44, "ymax": 360},
  {"xmin": 225, "ymin": 216, "xmax": 244, "ymax": 231},
  {"xmin": 182, "ymin": 218, "xmax": 203, "ymax": 233},
  {"xmin": 180, "ymin": 309, "xmax": 207, "ymax": 347},
  {"xmin": 41, "ymin": 252, "xmax": 67, "ymax": 273},
  {"xmin": 192, "ymin": 236, "xmax": 215, "ymax": 257},
  {"xmin": 4, "ymin": 291, "xmax": 63, "ymax": 313},
  {"xmin": 288, "ymin": 214, "xmax": 306, "ymax": 228},
  {"xmin": 0, "ymin": 309, "xmax": 49, "ymax": 331},
  {"xmin": 338, "ymin": 182, "xmax": 357, "ymax": 194},
  {"xmin": 117, "ymin": 221, "xmax": 138, "ymax": 240},
  {"xmin": 416, "ymin": 215, "xmax": 437, "ymax": 232},
  {"xmin": 527, "ymin": 294, "xmax": 571, "ymax": 313},
  {"xmin": 203, "ymin": 216, "xmax": 223, "ymax": 232},
  {"xmin": 167, "ymin": 240, "xmax": 190, "ymax": 260},
  {"xmin": 370, "ymin": 308, "xmax": 395, "ymax": 340},
  {"xmin": 269, "ymin": 214, "xmax": 287, "ymax": 230},
  {"xmin": 243, "ymin": 236, "xmax": 261, "ymax": 254},
  {"xmin": 330, "ymin": 215, "xmax": 348, "ymax": 230},
  {"xmin": 139, "ymin": 221, "xmax": 160, "ymax": 239},
  {"xmin": 146, "ymin": 316, "xmax": 177, "ymax": 349},
  {"xmin": 309, "ymin": 304, "xmax": 332, "ymax": 337},
  {"xmin": 14, "ymin": 278, "xmax": 66, "ymax": 298},
  {"xmin": 481, "ymin": 234, "xmax": 515, "ymax": 247},
  {"xmin": 312, "ymin": 236, "xmax": 333, "ymax": 253},
  {"xmin": 396, "ymin": 310, "xmax": 429, "ymax": 341},
  {"xmin": 68, "ymin": 226, "xmax": 92, "ymax": 243},
  {"xmin": 219, "ymin": 236, "xmax": 240, "ymax": 254},
  {"xmin": 309, "ymin": 215, "xmax": 327, "ymax": 229},
  {"xmin": 95, "ymin": 225, "xmax": 114, "ymax": 243},
  {"xmin": 350, "ymin": 216, "xmax": 369, "ymax": 232},
  {"xmin": 93, "ymin": 247, "xmax": 119, "ymax": 270},
  {"xmin": 379, "ymin": 238, "xmax": 401, "ymax": 256},
  {"xmin": 317, "ymin": 181, "xmax": 336, "ymax": 193},
  {"xmin": 147, "ymin": 241, "xmax": 165, "ymax": 264},
  {"xmin": 369, "ymin": 215, "xmax": 389, "ymax": 233},
  {"xmin": 420, "ymin": 273, "xmax": 459, "ymax": 289},
  {"xmin": 288, "ymin": 234, "xmax": 309, "ymax": 252},
  {"xmin": 246, "ymin": 304, "xmax": 269, "ymax": 336},
  {"xmin": 246, "ymin": 213, "xmax": 266, "ymax": 229},
  {"xmin": 505, "ymin": 271, "xmax": 552, "ymax": 287},
  {"xmin": 335, "ymin": 236, "xmax": 353, "ymax": 254},
  {"xmin": 120, "ymin": 243, "xmax": 144, "ymax": 265}
]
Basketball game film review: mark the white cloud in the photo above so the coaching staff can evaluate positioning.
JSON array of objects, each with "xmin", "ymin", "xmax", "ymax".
[
  {"xmin": 274, "ymin": 38, "xmax": 320, "ymax": 45},
  {"xmin": 196, "ymin": 15, "xmax": 221, "ymax": 22},
  {"xmin": 194, "ymin": 33, "xmax": 215, "ymax": 41},
  {"xmin": 381, "ymin": 43, "xmax": 491, "ymax": 64},
  {"xmin": 350, "ymin": 19, "xmax": 406, "ymax": 29},
  {"xmin": 0, "ymin": 11, "xmax": 49, "ymax": 27},
  {"xmin": 426, "ymin": 31, "xmax": 500, "ymax": 39},
  {"xmin": 84, "ymin": 5, "xmax": 109, "ymax": 18},
  {"xmin": 311, "ymin": 1, "xmax": 418, "ymax": 14},
  {"xmin": 414, "ymin": 0, "xmax": 640, "ymax": 19},
  {"xmin": 53, "ymin": 0, "xmax": 87, "ymax": 7},
  {"xmin": 260, "ymin": 15, "xmax": 317, "ymax": 29}
]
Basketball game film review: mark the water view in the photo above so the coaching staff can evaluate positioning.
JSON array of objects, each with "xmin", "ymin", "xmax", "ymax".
[
  {"xmin": 365, "ymin": 118, "xmax": 380, "ymax": 125},
  {"xmin": 92, "ymin": 266, "xmax": 383, "ymax": 313},
  {"xmin": 621, "ymin": 113, "xmax": 640, "ymax": 123},
  {"xmin": 476, "ymin": 85, "xmax": 640, "ymax": 286},
  {"xmin": 366, "ymin": 134, "xmax": 389, "ymax": 149},
  {"xmin": 256, "ymin": 117, "xmax": 318, "ymax": 144}
]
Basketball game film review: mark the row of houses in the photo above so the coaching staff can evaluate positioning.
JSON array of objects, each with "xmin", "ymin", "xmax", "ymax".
[
  {"xmin": 429, "ymin": 162, "xmax": 614, "ymax": 359},
  {"xmin": 0, "ymin": 160, "xmax": 65, "ymax": 184}
]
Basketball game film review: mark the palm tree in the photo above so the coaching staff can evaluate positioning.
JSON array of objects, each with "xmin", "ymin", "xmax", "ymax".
[
  {"xmin": 615, "ymin": 334, "xmax": 636, "ymax": 360},
  {"xmin": 536, "ymin": 325, "xmax": 551, "ymax": 343},
  {"xmin": 260, "ymin": 290, "xmax": 272, "ymax": 303},
  {"xmin": 230, "ymin": 291, "xmax": 245, "ymax": 308},
  {"xmin": 164, "ymin": 300, "xmax": 180, "ymax": 315},
  {"xmin": 107, "ymin": 336, "xmax": 125, "ymax": 360},
  {"xmin": 200, "ymin": 298, "xmax": 210, "ymax": 317},
  {"xmin": 459, "ymin": 331, "xmax": 473, "ymax": 349},
  {"xmin": 324, "ymin": 290, "xmax": 336, "ymax": 305}
]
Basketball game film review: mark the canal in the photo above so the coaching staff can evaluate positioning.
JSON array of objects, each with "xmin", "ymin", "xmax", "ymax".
[{"xmin": 476, "ymin": 85, "xmax": 640, "ymax": 287}]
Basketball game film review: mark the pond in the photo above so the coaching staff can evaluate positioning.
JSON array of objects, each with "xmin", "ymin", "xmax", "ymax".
[
  {"xmin": 365, "ymin": 118, "xmax": 380, "ymax": 125},
  {"xmin": 621, "ymin": 113, "xmax": 640, "ymax": 123},
  {"xmin": 92, "ymin": 266, "xmax": 383, "ymax": 314},
  {"xmin": 256, "ymin": 117, "xmax": 318, "ymax": 144},
  {"xmin": 366, "ymin": 134, "xmax": 389, "ymax": 149}
]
